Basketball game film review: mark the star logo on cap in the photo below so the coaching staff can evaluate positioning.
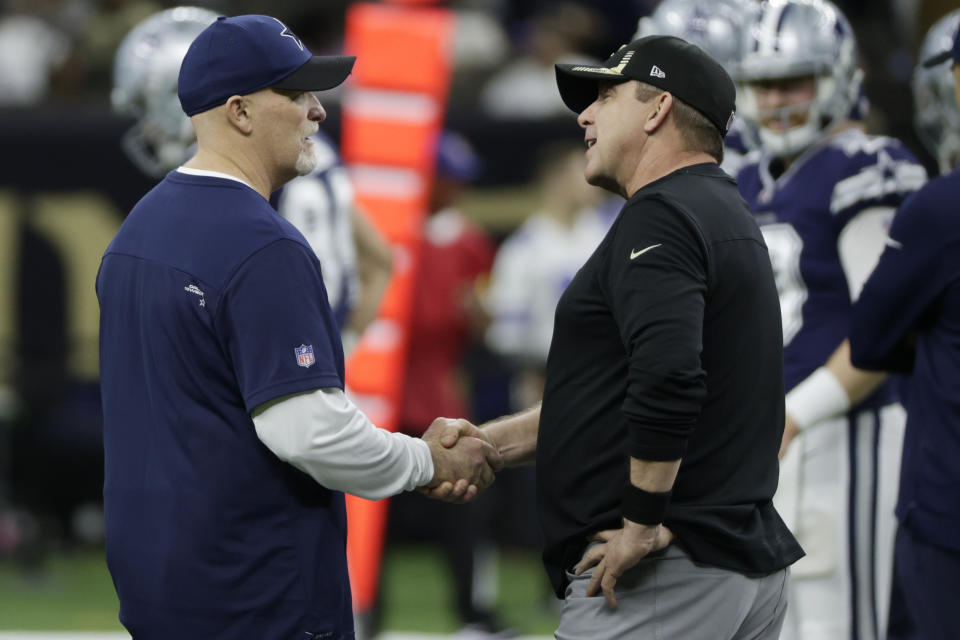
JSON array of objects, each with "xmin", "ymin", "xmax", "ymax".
[{"xmin": 272, "ymin": 17, "xmax": 304, "ymax": 51}]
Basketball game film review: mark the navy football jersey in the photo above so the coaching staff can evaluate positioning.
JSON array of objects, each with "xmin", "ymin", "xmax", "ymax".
[{"xmin": 737, "ymin": 129, "xmax": 927, "ymax": 393}]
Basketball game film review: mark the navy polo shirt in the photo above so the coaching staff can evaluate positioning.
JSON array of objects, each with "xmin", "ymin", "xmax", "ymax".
[{"xmin": 96, "ymin": 171, "xmax": 351, "ymax": 638}]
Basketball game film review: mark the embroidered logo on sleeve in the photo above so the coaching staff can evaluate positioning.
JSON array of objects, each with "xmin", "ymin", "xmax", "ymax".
[
  {"xmin": 630, "ymin": 244, "xmax": 662, "ymax": 259},
  {"xmin": 184, "ymin": 284, "xmax": 206, "ymax": 307},
  {"xmin": 295, "ymin": 344, "xmax": 316, "ymax": 368}
]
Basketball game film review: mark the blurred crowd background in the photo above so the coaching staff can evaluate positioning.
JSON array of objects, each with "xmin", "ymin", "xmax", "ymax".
[{"xmin": 0, "ymin": 0, "xmax": 956, "ymax": 635}]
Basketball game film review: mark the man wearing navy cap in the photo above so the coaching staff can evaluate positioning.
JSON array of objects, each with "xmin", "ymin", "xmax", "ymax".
[
  {"xmin": 436, "ymin": 35, "xmax": 802, "ymax": 638},
  {"xmin": 96, "ymin": 15, "xmax": 500, "ymax": 638},
  {"xmin": 850, "ymin": 19, "xmax": 960, "ymax": 640}
]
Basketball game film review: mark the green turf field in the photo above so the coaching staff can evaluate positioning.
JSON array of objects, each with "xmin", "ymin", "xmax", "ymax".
[
  {"xmin": 0, "ymin": 551, "xmax": 122, "ymax": 630},
  {"xmin": 0, "ymin": 545, "xmax": 559, "ymax": 635}
]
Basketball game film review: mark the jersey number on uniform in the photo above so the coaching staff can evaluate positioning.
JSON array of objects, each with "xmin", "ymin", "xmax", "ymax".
[{"xmin": 761, "ymin": 222, "xmax": 807, "ymax": 346}]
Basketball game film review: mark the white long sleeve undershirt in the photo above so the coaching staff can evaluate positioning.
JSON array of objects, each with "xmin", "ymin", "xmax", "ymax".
[{"xmin": 251, "ymin": 388, "xmax": 434, "ymax": 501}]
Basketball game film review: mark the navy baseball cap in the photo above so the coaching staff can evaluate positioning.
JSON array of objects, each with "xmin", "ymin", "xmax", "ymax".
[
  {"xmin": 922, "ymin": 22, "xmax": 960, "ymax": 67},
  {"xmin": 178, "ymin": 14, "xmax": 356, "ymax": 116},
  {"xmin": 555, "ymin": 35, "xmax": 736, "ymax": 136}
]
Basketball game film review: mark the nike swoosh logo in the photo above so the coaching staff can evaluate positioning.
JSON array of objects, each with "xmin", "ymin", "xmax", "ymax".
[{"xmin": 630, "ymin": 244, "xmax": 661, "ymax": 259}]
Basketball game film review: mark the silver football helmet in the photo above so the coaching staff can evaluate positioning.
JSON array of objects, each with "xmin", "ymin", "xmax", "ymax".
[
  {"xmin": 914, "ymin": 10, "xmax": 960, "ymax": 175},
  {"xmin": 634, "ymin": 0, "xmax": 757, "ymax": 77},
  {"xmin": 737, "ymin": 0, "xmax": 863, "ymax": 157},
  {"xmin": 112, "ymin": 7, "xmax": 218, "ymax": 177}
]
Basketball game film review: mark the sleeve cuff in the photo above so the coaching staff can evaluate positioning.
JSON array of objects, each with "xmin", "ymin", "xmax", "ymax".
[{"xmin": 785, "ymin": 367, "xmax": 850, "ymax": 430}]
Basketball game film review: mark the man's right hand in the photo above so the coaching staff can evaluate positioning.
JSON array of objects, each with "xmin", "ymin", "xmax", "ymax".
[{"xmin": 419, "ymin": 418, "xmax": 502, "ymax": 503}]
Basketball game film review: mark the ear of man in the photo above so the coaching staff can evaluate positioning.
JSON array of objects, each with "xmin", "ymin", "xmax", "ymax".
[
  {"xmin": 643, "ymin": 91, "xmax": 674, "ymax": 135},
  {"xmin": 224, "ymin": 94, "xmax": 254, "ymax": 135}
]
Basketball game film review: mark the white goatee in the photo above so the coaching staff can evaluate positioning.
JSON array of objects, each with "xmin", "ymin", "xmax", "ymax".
[{"xmin": 295, "ymin": 139, "xmax": 319, "ymax": 176}]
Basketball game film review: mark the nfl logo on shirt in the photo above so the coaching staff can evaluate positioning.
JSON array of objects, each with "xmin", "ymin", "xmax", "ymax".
[{"xmin": 295, "ymin": 344, "xmax": 315, "ymax": 368}]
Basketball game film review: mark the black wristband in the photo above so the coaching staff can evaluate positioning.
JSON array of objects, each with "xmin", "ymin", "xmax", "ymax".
[{"xmin": 622, "ymin": 484, "xmax": 672, "ymax": 525}]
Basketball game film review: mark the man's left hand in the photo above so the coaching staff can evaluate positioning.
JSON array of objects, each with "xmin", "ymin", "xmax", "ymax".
[{"xmin": 574, "ymin": 520, "xmax": 675, "ymax": 609}]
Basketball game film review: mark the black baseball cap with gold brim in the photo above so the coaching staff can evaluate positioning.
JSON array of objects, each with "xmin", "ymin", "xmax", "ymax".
[{"xmin": 555, "ymin": 35, "xmax": 737, "ymax": 136}]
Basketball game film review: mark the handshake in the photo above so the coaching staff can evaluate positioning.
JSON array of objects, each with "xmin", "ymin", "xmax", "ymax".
[{"xmin": 418, "ymin": 417, "xmax": 502, "ymax": 503}]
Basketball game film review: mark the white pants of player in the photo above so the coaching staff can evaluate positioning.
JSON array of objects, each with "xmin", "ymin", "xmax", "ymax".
[{"xmin": 774, "ymin": 403, "xmax": 905, "ymax": 640}]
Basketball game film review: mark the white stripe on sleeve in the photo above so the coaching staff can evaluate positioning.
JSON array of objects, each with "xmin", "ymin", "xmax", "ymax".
[{"xmin": 837, "ymin": 206, "xmax": 896, "ymax": 302}]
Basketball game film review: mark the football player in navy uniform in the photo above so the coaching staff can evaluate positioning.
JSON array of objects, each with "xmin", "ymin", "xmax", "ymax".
[
  {"xmin": 112, "ymin": 7, "xmax": 392, "ymax": 353},
  {"xmin": 850, "ymin": 12, "xmax": 960, "ymax": 640},
  {"xmin": 735, "ymin": 1, "xmax": 928, "ymax": 639}
]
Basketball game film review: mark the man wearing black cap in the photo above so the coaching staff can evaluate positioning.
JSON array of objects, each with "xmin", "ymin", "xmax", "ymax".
[
  {"xmin": 850, "ymin": 20, "xmax": 960, "ymax": 640},
  {"xmin": 433, "ymin": 35, "xmax": 803, "ymax": 638},
  {"xmin": 96, "ymin": 14, "xmax": 500, "ymax": 638}
]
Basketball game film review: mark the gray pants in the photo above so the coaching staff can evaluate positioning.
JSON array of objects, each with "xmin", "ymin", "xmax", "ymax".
[{"xmin": 556, "ymin": 544, "xmax": 789, "ymax": 640}]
